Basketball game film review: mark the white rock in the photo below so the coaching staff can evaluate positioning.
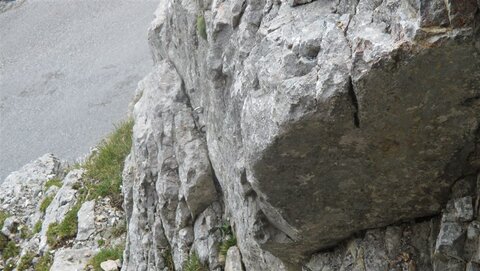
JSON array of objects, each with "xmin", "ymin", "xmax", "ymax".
[
  {"xmin": 76, "ymin": 200, "xmax": 96, "ymax": 241},
  {"xmin": 100, "ymin": 259, "xmax": 119, "ymax": 271},
  {"xmin": 225, "ymin": 246, "xmax": 244, "ymax": 271}
]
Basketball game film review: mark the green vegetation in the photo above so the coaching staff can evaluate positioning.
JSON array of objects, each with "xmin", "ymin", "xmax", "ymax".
[
  {"xmin": 88, "ymin": 246, "xmax": 124, "ymax": 271},
  {"xmin": 20, "ymin": 225, "xmax": 32, "ymax": 239},
  {"xmin": 34, "ymin": 253, "xmax": 53, "ymax": 271},
  {"xmin": 0, "ymin": 210, "xmax": 10, "ymax": 229},
  {"xmin": 34, "ymin": 220, "xmax": 43, "ymax": 233},
  {"xmin": 0, "ymin": 233, "xmax": 8, "ymax": 251},
  {"xmin": 218, "ymin": 222, "xmax": 237, "ymax": 261},
  {"xmin": 17, "ymin": 251, "xmax": 35, "ymax": 271},
  {"xmin": 46, "ymin": 204, "xmax": 80, "ymax": 248},
  {"xmin": 40, "ymin": 196, "xmax": 54, "ymax": 214},
  {"xmin": 183, "ymin": 253, "xmax": 206, "ymax": 271},
  {"xmin": 3, "ymin": 240, "xmax": 20, "ymax": 259},
  {"xmin": 163, "ymin": 248, "xmax": 175, "ymax": 271},
  {"xmin": 4, "ymin": 260, "xmax": 15, "ymax": 271},
  {"xmin": 97, "ymin": 239, "xmax": 105, "ymax": 247},
  {"xmin": 196, "ymin": 15, "xmax": 207, "ymax": 40},
  {"xmin": 83, "ymin": 119, "xmax": 133, "ymax": 208},
  {"xmin": 44, "ymin": 178, "xmax": 62, "ymax": 190}
]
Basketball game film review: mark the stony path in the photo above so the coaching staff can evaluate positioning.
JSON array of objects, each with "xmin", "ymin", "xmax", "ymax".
[{"xmin": 0, "ymin": 0, "xmax": 158, "ymax": 181}]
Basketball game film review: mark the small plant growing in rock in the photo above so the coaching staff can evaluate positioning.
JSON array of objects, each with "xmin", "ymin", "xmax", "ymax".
[
  {"xmin": 163, "ymin": 248, "xmax": 175, "ymax": 271},
  {"xmin": 3, "ymin": 240, "xmax": 20, "ymax": 259},
  {"xmin": 88, "ymin": 246, "xmax": 124, "ymax": 271},
  {"xmin": 46, "ymin": 204, "xmax": 80, "ymax": 248},
  {"xmin": 19, "ymin": 224, "xmax": 32, "ymax": 239},
  {"xmin": 34, "ymin": 220, "xmax": 43, "ymax": 233},
  {"xmin": 17, "ymin": 251, "xmax": 35, "ymax": 271},
  {"xmin": 44, "ymin": 178, "xmax": 62, "ymax": 190},
  {"xmin": 183, "ymin": 252, "xmax": 206, "ymax": 271},
  {"xmin": 34, "ymin": 252, "xmax": 53, "ymax": 271},
  {"xmin": 0, "ymin": 210, "xmax": 10, "ymax": 229},
  {"xmin": 39, "ymin": 196, "xmax": 54, "ymax": 214},
  {"xmin": 196, "ymin": 15, "xmax": 207, "ymax": 40},
  {"xmin": 218, "ymin": 221, "xmax": 237, "ymax": 263}
]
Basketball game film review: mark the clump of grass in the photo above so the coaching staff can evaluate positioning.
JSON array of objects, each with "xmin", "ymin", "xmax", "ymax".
[
  {"xmin": 20, "ymin": 225, "xmax": 32, "ymax": 239},
  {"xmin": 44, "ymin": 178, "xmax": 63, "ymax": 190},
  {"xmin": 3, "ymin": 240, "xmax": 20, "ymax": 259},
  {"xmin": 218, "ymin": 222, "xmax": 237, "ymax": 262},
  {"xmin": 46, "ymin": 204, "xmax": 80, "ymax": 248},
  {"xmin": 196, "ymin": 15, "xmax": 207, "ymax": 40},
  {"xmin": 4, "ymin": 260, "xmax": 15, "ymax": 271},
  {"xmin": 163, "ymin": 248, "xmax": 175, "ymax": 271},
  {"xmin": 34, "ymin": 253, "xmax": 53, "ymax": 271},
  {"xmin": 97, "ymin": 239, "xmax": 105, "ymax": 247},
  {"xmin": 40, "ymin": 196, "xmax": 54, "ymax": 214},
  {"xmin": 0, "ymin": 233, "xmax": 8, "ymax": 250},
  {"xmin": 17, "ymin": 251, "xmax": 35, "ymax": 271},
  {"xmin": 0, "ymin": 210, "xmax": 10, "ymax": 229},
  {"xmin": 34, "ymin": 220, "xmax": 43, "ymax": 233},
  {"xmin": 84, "ymin": 119, "xmax": 133, "ymax": 208},
  {"xmin": 88, "ymin": 246, "xmax": 124, "ymax": 271},
  {"xmin": 184, "ymin": 252, "xmax": 206, "ymax": 271}
]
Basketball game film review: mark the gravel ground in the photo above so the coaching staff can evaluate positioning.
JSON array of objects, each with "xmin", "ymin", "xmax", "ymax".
[{"xmin": 0, "ymin": 0, "xmax": 158, "ymax": 181}]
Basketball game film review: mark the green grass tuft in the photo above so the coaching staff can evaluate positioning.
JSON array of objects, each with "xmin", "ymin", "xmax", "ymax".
[
  {"xmin": 46, "ymin": 204, "xmax": 80, "ymax": 248},
  {"xmin": 3, "ymin": 240, "xmax": 20, "ymax": 259},
  {"xmin": 34, "ymin": 253, "xmax": 53, "ymax": 271},
  {"xmin": 40, "ymin": 196, "xmax": 54, "ymax": 214},
  {"xmin": 88, "ymin": 246, "xmax": 124, "ymax": 271},
  {"xmin": 0, "ymin": 210, "xmax": 10, "ymax": 229},
  {"xmin": 17, "ymin": 251, "xmax": 35, "ymax": 271},
  {"xmin": 196, "ymin": 15, "xmax": 207, "ymax": 40},
  {"xmin": 20, "ymin": 225, "xmax": 32, "ymax": 239},
  {"xmin": 183, "ymin": 253, "xmax": 206, "ymax": 271},
  {"xmin": 34, "ymin": 220, "xmax": 43, "ymax": 233},
  {"xmin": 163, "ymin": 248, "xmax": 175, "ymax": 271},
  {"xmin": 84, "ymin": 119, "xmax": 133, "ymax": 208},
  {"xmin": 218, "ymin": 222, "xmax": 237, "ymax": 262},
  {"xmin": 44, "ymin": 178, "xmax": 63, "ymax": 190}
]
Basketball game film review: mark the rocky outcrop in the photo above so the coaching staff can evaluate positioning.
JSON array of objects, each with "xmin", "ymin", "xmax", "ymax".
[
  {"xmin": 0, "ymin": 154, "xmax": 126, "ymax": 271},
  {"xmin": 123, "ymin": 0, "xmax": 480, "ymax": 270}
]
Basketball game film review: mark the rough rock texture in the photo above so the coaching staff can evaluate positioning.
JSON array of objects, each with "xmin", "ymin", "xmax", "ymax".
[
  {"xmin": 0, "ymin": 155, "xmax": 126, "ymax": 270},
  {"xmin": 124, "ymin": 0, "xmax": 480, "ymax": 270}
]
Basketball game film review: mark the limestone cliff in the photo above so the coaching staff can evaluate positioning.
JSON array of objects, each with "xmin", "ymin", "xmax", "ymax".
[{"xmin": 122, "ymin": 0, "xmax": 480, "ymax": 270}]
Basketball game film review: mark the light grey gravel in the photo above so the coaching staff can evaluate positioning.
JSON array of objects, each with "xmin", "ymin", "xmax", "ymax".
[{"xmin": 0, "ymin": 0, "xmax": 158, "ymax": 181}]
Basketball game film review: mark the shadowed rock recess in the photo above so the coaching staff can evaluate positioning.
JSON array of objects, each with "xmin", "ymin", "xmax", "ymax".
[{"xmin": 120, "ymin": 0, "xmax": 480, "ymax": 270}]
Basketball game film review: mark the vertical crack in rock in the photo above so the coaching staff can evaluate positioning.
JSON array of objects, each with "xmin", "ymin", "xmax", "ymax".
[{"xmin": 347, "ymin": 76, "xmax": 360, "ymax": 128}]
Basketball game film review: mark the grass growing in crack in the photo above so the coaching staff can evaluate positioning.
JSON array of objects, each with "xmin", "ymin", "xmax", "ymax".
[
  {"xmin": 3, "ymin": 240, "xmax": 20, "ymax": 259},
  {"xmin": 44, "ymin": 178, "xmax": 62, "ymax": 190},
  {"xmin": 46, "ymin": 204, "xmax": 80, "ymax": 248},
  {"xmin": 163, "ymin": 248, "xmax": 175, "ymax": 271},
  {"xmin": 218, "ymin": 221, "xmax": 237, "ymax": 263},
  {"xmin": 20, "ymin": 225, "xmax": 32, "ymax": 239},
  {"xmin": 0, "ymin": 210, "xmax": 10, "ymax": 229},
  {"xmin": 17, "ymin": 251, "xmax": 35, "ymax": 271},
  {"xmin": 183, "ymin": 253, "xmax": 206, "ymax": 271},
  {"xmin": 34, "ymin": 253, "xmax": 53, "ymax": 271},
  {"xmin": 84, "ymin": 119, "xmax": 133, "ymax": 208},
  {"xmin": 40, "ymin": 196, "xmax": 54, "ymax": 214},
  {"xmin": 88, "ymin": 246, "xmax": 124, "ymax": 271},
  {"xmin": 34, "ymin": 220, "xmax": 43, "ymax": 233}
]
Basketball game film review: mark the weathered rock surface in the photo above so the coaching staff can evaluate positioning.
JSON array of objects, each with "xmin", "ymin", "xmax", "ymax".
[
  {"xmin": 0, "ymin": 155, "xmax": 126, "ymax": 270},
  {"xmin": 124, "ymin": 0, "xmax": 480, "ymax": 270}
]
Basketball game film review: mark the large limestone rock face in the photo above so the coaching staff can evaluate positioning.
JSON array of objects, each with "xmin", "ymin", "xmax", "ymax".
[{"xmin": 125, "ymin": 0, "xmax": 480, "ymax": 269}]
